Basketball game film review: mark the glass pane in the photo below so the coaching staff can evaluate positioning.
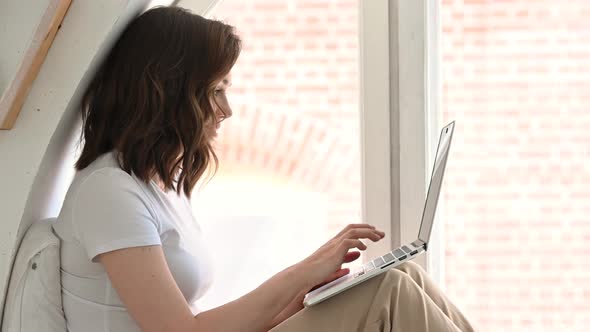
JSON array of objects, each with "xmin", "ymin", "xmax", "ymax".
[
  {"xmin": 189, "ymin": 0, "xmax": 362, "ymax": 310},
  {"xmin": 440, "ymin": 1, "xmax": 590, "ymax": 331}
]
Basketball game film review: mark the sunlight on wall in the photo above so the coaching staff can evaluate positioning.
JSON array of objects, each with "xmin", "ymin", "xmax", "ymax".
[{"xmin": 193, "ymin": 166, "xmax": 334, "ymax": 309}]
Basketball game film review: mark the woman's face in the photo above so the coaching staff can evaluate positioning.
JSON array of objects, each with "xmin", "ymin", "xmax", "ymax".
[{"xmin": 210, "ymin": 73, "xmax": 233, "ymax": 137}]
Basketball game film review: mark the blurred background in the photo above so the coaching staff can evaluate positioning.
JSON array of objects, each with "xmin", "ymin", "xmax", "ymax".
[
  {"xmin": 440, "ymin": 0, "xmax": 590, "ymax": 329},
  {"xmin": 192, "ymin": 0, "xmax": 363, "ymax": 312},
  {"xmin": 184, "ymin": 0, "xmax": 590, "ymax": 331}
]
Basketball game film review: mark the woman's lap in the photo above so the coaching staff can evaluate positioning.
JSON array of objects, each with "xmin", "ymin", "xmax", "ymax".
[
  {"xmin": 270, "ymin": 262, "xmax": 474, "ymax": 332},
  {"xmin": 270, "ymin": 268, "xmax": 408, "ymax": 332}
]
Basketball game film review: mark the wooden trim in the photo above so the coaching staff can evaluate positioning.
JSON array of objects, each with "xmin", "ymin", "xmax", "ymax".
[{"xmin": 0, "ymin": 0, "xmax": 72, "ymax": 130}]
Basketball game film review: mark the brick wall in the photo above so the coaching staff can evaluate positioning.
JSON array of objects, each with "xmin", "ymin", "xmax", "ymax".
[
  {"xmin": 207, "ymin": 0, "xmax": 362, "ymax": 235},
  {"xmin": 441, "ymin": 0, "xmax": 590, "ymax": 330}
]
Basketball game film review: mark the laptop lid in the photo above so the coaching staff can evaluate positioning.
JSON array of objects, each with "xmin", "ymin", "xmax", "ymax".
[{"xmin": 417, "ymin": 121, "xmax": 455, "ymax": 244}]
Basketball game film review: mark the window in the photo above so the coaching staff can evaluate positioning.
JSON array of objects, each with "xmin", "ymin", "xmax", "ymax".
[
  {"xmin": 191, "ymin": 0, "xmax": 364, "ymax": 310},
  {"xmin": 438, "ymin": 1, "xmax": 590, "ymax": 330}
]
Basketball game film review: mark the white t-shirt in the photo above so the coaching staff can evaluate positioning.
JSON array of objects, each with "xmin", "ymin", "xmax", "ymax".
[{"xmin": 53, "ymin": 152, "xmax": 214, "ymax": 332}]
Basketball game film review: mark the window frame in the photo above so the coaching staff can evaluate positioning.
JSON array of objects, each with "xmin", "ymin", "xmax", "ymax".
[
  {"xmin": 359, "ymin": 0, "xmax": 394, "ymax": 260},
  {"xmin": 425, "ymin": 0, "xmax": 444, "ymax": 286},
  {"xmin": 360, "ymin": 0, "xmax": 437, "ymax": 275}
]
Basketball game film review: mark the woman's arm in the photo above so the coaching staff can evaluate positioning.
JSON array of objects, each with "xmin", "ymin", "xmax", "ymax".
[
  {"xmin": 265, "ymin": 250, "xmax": 363, "ymax": 330},
  {"xmin": 194, "ymin": 261, "xmax": 311, "ymax": 332},
  {"xmin": 99, "ymin": 224, "xmax": 384, "ymax": 332},
  {"xmin": 98, "ymin": 245, "xmax": 311, "ymax": 332}
]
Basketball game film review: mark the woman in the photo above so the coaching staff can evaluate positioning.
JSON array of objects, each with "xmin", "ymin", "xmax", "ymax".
[{"xmin": 53, "ymin": 6, "xmax": 476, "ymax": 332}]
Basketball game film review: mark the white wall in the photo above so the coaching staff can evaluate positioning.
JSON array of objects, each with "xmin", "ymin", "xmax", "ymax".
[{"xmin": 0, "ymin": 0, "xmax": 155, "ymax": 322}]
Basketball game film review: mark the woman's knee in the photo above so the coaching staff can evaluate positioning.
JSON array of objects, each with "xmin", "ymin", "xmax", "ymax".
[
  {"xmin": 378, "ymin": 269, "xmax": 421, "ymax": 300},
  {"xmin": 395, "ymin": 260, "xmax": 424, "ymax": 275},
  {"xmin": 381, "ymin": 268, "xmax": 413, "ymax": 285}
]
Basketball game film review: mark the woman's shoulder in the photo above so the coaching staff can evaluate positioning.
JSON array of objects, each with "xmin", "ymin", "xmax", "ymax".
[
  {"xmin": 74, "ymin": 152, "xmax": 146, "ymax": 192},
  {"xmin": 67, "ymin": 152, "xmax": 157, "ymax": 213},
  {"xmin": 56, "ymin": 152, "xmax": 161, "ymax": 243}
]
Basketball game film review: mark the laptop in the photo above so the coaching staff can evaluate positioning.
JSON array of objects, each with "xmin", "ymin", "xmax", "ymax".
[{"xmin": 303, "ymin": 121, "xmax": 455, "ymax": 307}]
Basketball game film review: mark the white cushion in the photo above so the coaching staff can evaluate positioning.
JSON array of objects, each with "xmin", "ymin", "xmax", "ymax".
[{"xmin": 2, "ymin": 218, "xmax": 66, "ymax": 332}]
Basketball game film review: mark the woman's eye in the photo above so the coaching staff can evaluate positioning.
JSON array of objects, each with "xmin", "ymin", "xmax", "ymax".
[{"xmin": 214, "ymin": 89, "xmax": 224, "ymax": 96}]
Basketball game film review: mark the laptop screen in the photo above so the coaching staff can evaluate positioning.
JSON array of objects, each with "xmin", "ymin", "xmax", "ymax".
[{"xmin": 418, "ymin": 122, "xmax": 455, "ymax": 243}]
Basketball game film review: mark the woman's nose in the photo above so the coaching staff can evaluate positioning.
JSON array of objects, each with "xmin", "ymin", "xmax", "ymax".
[
  {"xmin": 217, "ymin": 102, "xmax": 232, "ymax": 120},
  {"xmin": 224, "ymin": 105, "xmax": 233, "ymax": 119}
]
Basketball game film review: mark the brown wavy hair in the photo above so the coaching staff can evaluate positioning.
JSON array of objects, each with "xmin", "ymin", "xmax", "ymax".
[{"xmin": 75, "ymin": 6, "xmax": 241, "ymax": 197}]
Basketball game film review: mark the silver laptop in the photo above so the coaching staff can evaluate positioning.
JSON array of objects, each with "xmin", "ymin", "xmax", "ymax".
[{"xmin": 303, "ymin": 121, "xmax": 455, "ymax": 307}]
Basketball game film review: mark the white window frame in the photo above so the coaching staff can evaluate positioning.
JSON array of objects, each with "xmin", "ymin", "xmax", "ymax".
[
  {"xmin": 360, "ymin": 0, "xmax": 440, "ymax": 282},
  {"xmin": 359, "ymin": 0, "xmax": 394, "ymax": 260},
  {"xmin": 425, "ymin": 0, "xmax": 444, "ymax": 286}
]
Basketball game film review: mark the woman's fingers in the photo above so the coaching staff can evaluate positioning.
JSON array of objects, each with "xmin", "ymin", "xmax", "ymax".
[
  {"xmin": 343, "ymin": 251, "xmax": 361, "ymax": 263},
  {"xmin": 333, "ymin": 223, "xmax": 376, "ymax": 239},
  {"xmin": 339, "ymin": 228, "xmax": 385, "ymax": 242},
  {"xmin": 302, "ymin": 224, "xmax": 386, "ymax": 288},
  {"xmin": 341, "ymin": 238, "xmax": 367, "ymax": 251}
]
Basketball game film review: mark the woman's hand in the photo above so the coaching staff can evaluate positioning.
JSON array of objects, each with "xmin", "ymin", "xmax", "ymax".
[
  {"xmin": 268, "ymin": 251, "xmax": 368, "ymax": 329},
  {"xmin": 266, "ymin": 224, "xmax": 385, "ymax": 329},
  {"xmin": 298, "ymin": 223, "xmax": 385, "ymax": 290}
]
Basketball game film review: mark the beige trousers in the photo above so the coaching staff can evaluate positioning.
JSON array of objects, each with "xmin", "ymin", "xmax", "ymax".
[{"xmin": 271, "ymin": 261, "xmax": 476, "ymax": 332}]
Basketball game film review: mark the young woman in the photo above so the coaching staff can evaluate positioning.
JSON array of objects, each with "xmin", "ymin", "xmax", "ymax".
[{"xmin": 53, "ymin": 6, "xmax": 476, "ymax": 332}]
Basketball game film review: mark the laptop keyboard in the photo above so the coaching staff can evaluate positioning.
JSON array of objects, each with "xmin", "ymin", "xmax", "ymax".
[
  {"xmin": 373, "ymin": 257, "xmax": 386, "ymax": 268},
  {"xmin": 353, "ymin": 243, "xmax": 423, "ymax": 278},
  {"xmin": 383, "ymin": 253, "xmax": 395, "ymax": 263}
]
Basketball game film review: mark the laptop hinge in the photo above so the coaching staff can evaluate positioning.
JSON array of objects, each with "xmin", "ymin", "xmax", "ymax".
[{"xmin": 411, "ymin": 239, "xmax": 427, "ymax": 251}]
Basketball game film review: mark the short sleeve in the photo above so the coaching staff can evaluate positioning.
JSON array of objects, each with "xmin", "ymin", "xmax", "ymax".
[{"xmin": 72, "ymin": 169, "xmax": 162, "ymax": 261}]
